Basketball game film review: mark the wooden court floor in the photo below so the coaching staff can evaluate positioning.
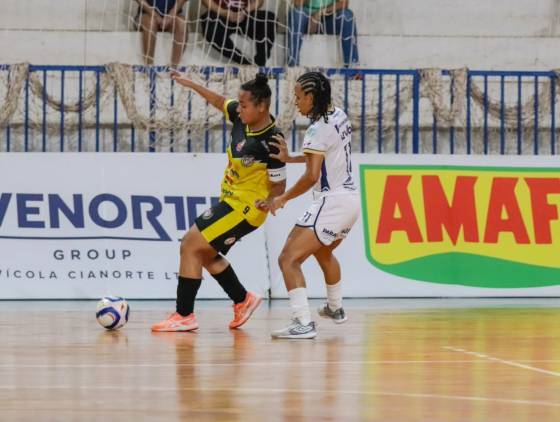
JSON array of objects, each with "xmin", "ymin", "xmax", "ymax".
[{"xmin": 0, "ymin": 299, "xmax": 559, "ymax": 421}]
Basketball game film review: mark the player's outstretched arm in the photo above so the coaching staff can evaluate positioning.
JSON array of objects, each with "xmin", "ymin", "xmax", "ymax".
[
  {"xmin": 270, "ymin": 134, "xmax": 306, "ymax": 164},
  {"xmin": 170, "ymin": 71, "xmax": 226, "ymax": 113}
]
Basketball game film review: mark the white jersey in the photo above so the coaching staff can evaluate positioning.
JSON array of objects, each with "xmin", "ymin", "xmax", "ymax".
[{"xmin": 302, "ymin": 107, "xmax": 356, "ymax": 197}]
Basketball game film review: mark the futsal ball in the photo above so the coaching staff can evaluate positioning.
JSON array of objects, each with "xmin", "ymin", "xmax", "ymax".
[{"xmin": 96, "ymin": 296, "xmax": 130, "ymax": 330}]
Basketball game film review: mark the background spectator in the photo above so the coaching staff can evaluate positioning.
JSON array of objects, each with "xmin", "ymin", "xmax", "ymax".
[
  {"xmin": 288, "ymin": 0, "xmax": 359, "ymax": 68},
  {"xmin": 136, "ymin": 0, "xmax": 189, "ymax": 67},
  {"xmin": 200, "ymin": 0, "xmax": 276, "ymax": 66}
]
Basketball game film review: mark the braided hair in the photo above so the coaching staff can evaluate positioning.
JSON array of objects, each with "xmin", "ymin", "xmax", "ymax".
[
  {"xmin": 241, "ymin": 73, "xmax": 272, "ymax": 107},
  {"xmin": 297, "ymin": 71, "xmax": 332, "ymax": 123}
]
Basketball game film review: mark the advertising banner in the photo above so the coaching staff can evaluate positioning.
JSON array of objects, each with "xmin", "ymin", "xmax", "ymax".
[
  {"xmin": 2, "ymin": 153, "xmax": 559, "ymax": 299},
  {"xmin": 268, "ymin": 155, "xmax": 560, "ymax": 297},
  {"xmin": 0, "ymin": 153, "xmax": 268, "ymax": 299}
]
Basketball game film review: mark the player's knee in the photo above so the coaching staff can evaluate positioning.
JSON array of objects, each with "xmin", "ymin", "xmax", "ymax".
[
  {"xmin": 278, "ymin": 250, "xmax": 300, "ymax": 269},
  {"xmin": 180, "ymin": 234, "xmax": 197, "ymax": 258},
  {"xmin": 278, "ymin": 251, "xmax": 290, "ymax": 269},
  {"xmin": 180, "ymin": 243, "xmax": 205, "ymax": 264}
]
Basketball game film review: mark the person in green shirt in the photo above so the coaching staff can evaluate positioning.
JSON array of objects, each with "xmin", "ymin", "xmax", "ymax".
[{"xmin": 288, "ymin": 0, "xmax": 359, "ymax": 68}]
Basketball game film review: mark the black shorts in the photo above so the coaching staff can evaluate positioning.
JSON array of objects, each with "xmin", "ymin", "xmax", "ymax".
[{"xmin": 195, "ymin": 201, "xmax": 258, "ymax": 254}]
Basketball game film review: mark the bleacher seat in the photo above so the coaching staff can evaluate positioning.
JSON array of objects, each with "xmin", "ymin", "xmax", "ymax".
[{"xmin": 0, "ymin": 0, "xmax": 558, "ymax": 69}]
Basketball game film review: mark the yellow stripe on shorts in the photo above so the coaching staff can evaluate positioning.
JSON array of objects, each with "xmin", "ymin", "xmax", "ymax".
[{"xmin": 200, "ymin": 209, "xmax": 245, "ymax": 243}]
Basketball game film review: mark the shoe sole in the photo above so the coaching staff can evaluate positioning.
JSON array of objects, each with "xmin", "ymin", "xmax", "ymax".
[
  {"xmin": 271, "ymin": 331, "xmax": 317, "ymax": 339},
  {"xmin": 229, "ymin": 295, "xmax": 263, "ymax": 329},
  {"xmin": 151, "ymin": 325, "xmax": 199, "ymax": 332}
]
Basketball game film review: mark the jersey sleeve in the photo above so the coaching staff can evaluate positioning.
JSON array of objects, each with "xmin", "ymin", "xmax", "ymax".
[
  {"xmin": 265, "ymin": 131, "xmax": 287, "ymax": 183},
  {"xmin": 223, "ymin": 99, "xmax": 240, "ymax": 124},
  {"xmin": 302, "ymin": 124, "xmax": 328, "ymax": 155}
]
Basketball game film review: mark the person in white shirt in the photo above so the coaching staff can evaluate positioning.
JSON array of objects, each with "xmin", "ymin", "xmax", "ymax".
[{"xmin": 265, "ymin": 71, "xmax": 360, "ymax": 339}]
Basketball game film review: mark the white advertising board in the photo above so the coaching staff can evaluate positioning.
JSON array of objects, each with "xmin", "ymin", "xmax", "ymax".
[
  {"xmin": 2, "ymin": 153, "xmax": 560, "ymax": 299},
  {"xmin": 0, "ymin": 153, "xmax": 268, "ymax": 299}
]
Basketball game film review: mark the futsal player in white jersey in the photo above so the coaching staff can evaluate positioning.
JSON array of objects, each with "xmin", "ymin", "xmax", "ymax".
[{"xmin": 267, "ymin": 71, "xmax": 360, "ymax": 339}]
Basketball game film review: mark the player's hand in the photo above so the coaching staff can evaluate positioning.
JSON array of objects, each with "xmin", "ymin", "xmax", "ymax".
[
  {"xmin": 255, "ymin": 199, "xmax": 270, "ymax": 212},
  {"xmin": 269, "ymin": 195, "xmax": 287, "ymax": 216},
  {"xmin": 171, "ymin": 71, "xmax": 193, "ymax": 88},
  {"xmin": 269, "ymin": 134, "xmax": 290, "ymax": 163}
]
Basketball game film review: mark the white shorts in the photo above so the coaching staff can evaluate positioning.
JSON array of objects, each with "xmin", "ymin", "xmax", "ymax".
[{"xmin": 296, "ymin": 193, "xmax": 360, "ymax": 246}]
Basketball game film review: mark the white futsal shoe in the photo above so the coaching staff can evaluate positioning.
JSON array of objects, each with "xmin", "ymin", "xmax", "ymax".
[{"xmin": 271, "ymin": 318, "xmax": 317, "ymax": 339}]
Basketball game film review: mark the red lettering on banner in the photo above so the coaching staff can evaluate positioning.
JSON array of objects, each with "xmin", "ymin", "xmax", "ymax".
[
  {"xmin": 525, "ymin": 178, "xmax": 560, "ymax": 244},
  {"xmin": 422, "ymin": 175, "xmax": 479, "ymax": 245},
  {"xmin": 376, "ymin": 175, "xmax": 423, "ymax": 243},
  {"xmin": 484, "ymin": 178, "xmax": 530, "ymax": 244}
]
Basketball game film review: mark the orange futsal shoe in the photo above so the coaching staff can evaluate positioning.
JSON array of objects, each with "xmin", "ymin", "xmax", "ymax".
[
  {"xmin": 229, "ymin": 292, "xmax": 263, "ymax": 329},
  {"xmin": 151, "ymin": 312, "xmax": 199, "ymax": 332}
]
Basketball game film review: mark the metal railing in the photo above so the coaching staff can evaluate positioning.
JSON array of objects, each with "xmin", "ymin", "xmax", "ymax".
[{"xmin": 0, "ymin": 65, "xmax": 557, "ymax": 155}]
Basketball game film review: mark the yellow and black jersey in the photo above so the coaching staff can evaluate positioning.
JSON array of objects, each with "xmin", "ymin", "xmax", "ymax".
[{"xmin": 219, "ymin": 99, "xmax": 286, "ymax": 227}]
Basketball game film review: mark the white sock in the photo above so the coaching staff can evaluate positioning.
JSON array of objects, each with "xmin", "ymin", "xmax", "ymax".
[
  {"xmin": 288, "ymin": 287, "xmax": 311, "ymax": 325},
  {"xmin": 326, "ymin": 281, "xmax": 343, "ymax": 311}
]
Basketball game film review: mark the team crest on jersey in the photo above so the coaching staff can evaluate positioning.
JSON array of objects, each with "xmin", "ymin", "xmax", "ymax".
[
  {"xmin": 241, "ymin": 156, "xmax": 255, "ymax": 167},
  {"xmin": 236, "ymin": 140, "xmax": 246, "ymax": 152}
]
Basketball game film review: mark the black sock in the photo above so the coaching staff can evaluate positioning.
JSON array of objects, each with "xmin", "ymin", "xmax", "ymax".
[
  {"xmin": 212, "ymin": 265, "xmax": 247, "ymax": 304},
  {"xmin": 176, "ymin": 276, "xmax": 202, "ymax": 316}
]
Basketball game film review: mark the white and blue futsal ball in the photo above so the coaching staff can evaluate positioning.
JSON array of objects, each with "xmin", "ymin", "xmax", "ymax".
[{"xmin": 96, "ymin": 296, "xmax": 130, "ymax": 330}]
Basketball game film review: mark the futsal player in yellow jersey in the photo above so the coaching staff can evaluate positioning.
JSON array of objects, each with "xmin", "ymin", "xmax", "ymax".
[{"xmin": 152, "ymin": 73, "xmax": 286, "ymax": 332}]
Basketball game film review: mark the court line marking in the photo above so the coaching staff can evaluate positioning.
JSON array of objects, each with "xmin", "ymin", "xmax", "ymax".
[
  {"xmin": 0, "ymin": 360, "xmax": 533, "ymax": 369},
  {"xmin": 444, "ymin": 346, "xmax": 560, "ymax": 378},
  {"xmin": 2, "ymin": 359, "xmax": 560, "ymax": 369},
  {"xmin": 0, "ymin": 384, "xmax": 558, "ymax": 408}
]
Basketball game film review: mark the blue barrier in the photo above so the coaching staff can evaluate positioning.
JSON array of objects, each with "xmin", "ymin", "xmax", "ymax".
[
  {"xmin": 440, "ymin": 69, "xmax": 558, "ymax": 155},
  {"xmin": 0, "ymin": 65, "xmax": 557, "ymax": 155}
]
